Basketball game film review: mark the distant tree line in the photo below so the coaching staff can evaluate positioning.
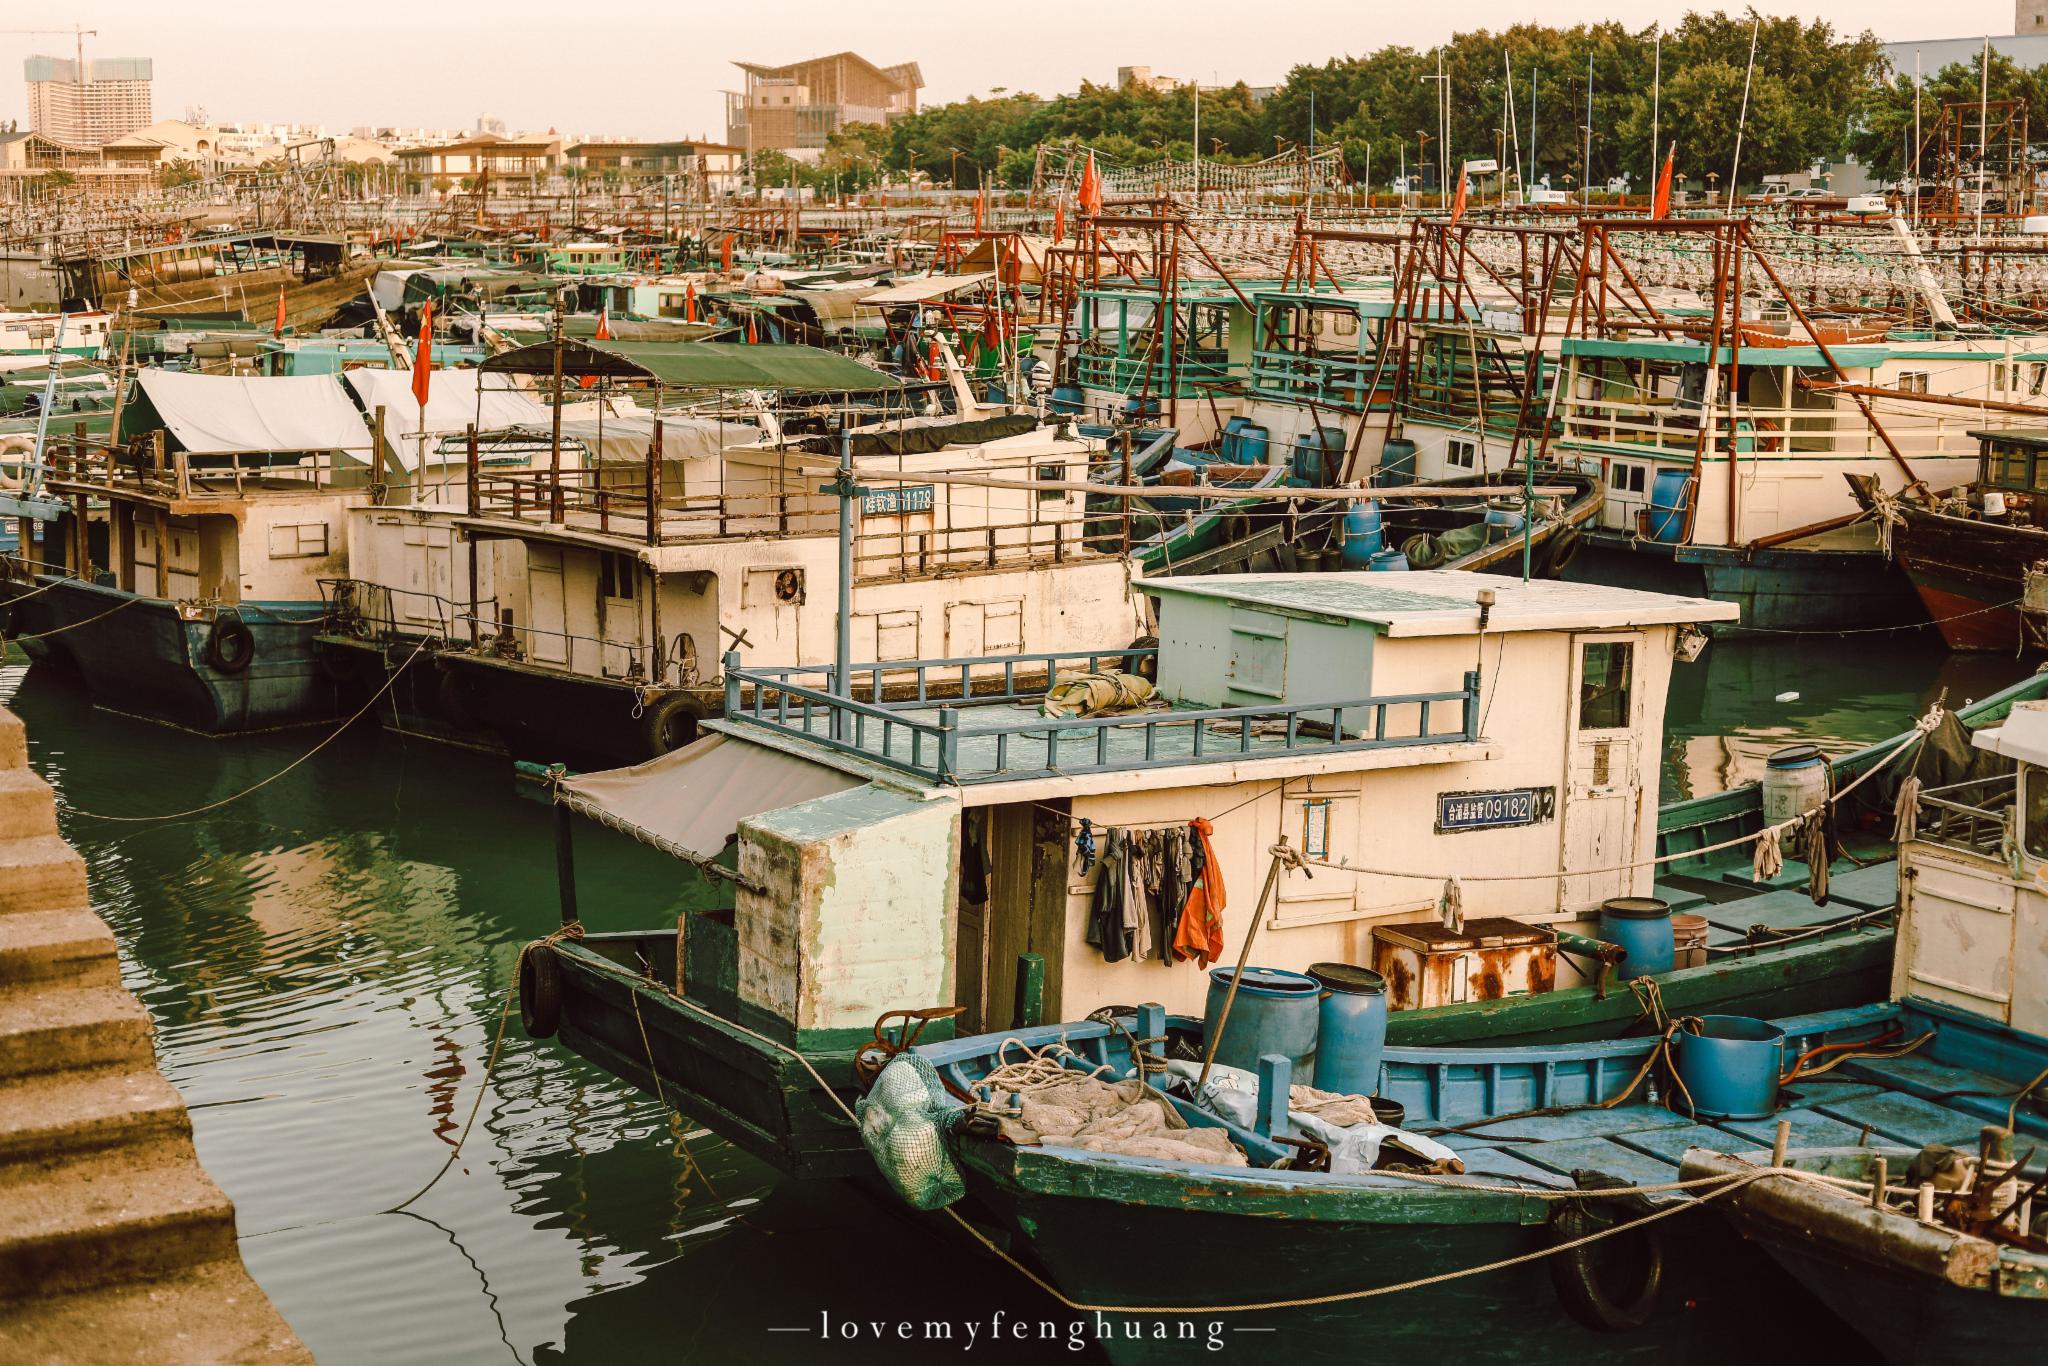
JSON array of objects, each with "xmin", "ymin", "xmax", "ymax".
[{"xmin": 756, "ymin": 13, "xmax": 2048, "ymax": 195}]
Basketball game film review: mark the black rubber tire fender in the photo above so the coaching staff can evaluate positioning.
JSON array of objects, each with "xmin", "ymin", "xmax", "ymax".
[
  {"xmin": 519, "ymin": 944, "xmax": 563, "ymax": 1039},
  {"xmin": 204, "ymin": 616, "xmax": 256, "ymax": 674},
  {"xmin": 1548, "ymin": 524, "xmax": 1584, "ymax": 574},
  {"xmin": 1122, "ymin": 633, "xmax": 1160, "ymax": 683},
  {"xmin": 1547, "ymin": 1202, "xmax": 1665, "ymax": 1333},
  {"xmin": 639, "ymin": 690, "xmax": 702, "ymax": 758}
]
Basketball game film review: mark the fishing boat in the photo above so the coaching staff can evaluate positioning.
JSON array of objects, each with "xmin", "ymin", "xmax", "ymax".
[
  {"xmin": 516, "ymin": 570, "xmax": 2048, "ymax": 1181},
  {"xmin": 1680, "ymin": 698, "xmax": 2048, "ymax": 1364},
  {"xmin": 55, "ymin": 233, "xmax": 379, "ymax": 334},
  {"xmin": 1846, "ymin": 429, "xmax": 2048, "ymax": 652},
  {"xmin": 0, "ymin": 367, "xmax": 496, "ymax": 733},
  {"xmin": 317, "ymin": 338, "xmax": 1136, "ymax": 768}
]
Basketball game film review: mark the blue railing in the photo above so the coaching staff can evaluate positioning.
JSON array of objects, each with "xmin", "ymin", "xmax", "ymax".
[{"xmin": 723, "ymin": 650, "xmax": 1482, "ymax": 785}]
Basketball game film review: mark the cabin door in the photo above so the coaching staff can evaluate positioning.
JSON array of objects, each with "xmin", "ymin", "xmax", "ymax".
[
  {"xmin": 740, "ymin": 567, "xmax": 804, "ymax": 663},
  {"xmin": 527, "ymin": 545, "xmax": 567, "ymax": 665},
  {"xmin": 1560, "ymin": 634, "xmax": 1644, "ymax": 910},
  {"xmin": 983, "ymin": 800, "xmax": 1070, "ymax": 1030},
  {"xmin": 597, "ymin": 552, "xmax": 639, "ymax": 677}
]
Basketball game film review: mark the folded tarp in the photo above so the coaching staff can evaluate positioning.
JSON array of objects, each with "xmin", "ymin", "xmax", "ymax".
[
  {"xmin": 787, "ymin": 411, "xmax": 1039, "ymax": 458},
  {"xmin": 556, "ymin": 732, "xmax": 863, "ymax": 865},
  {"xmin": 122, "ymin": 370, "xmax": 373, "ymax": 456},
  {"xmin": 343, "ymin": 369, "xmax": 552, "ymax": 471},
  {"xmin": 859, "ymin": 273, "xmax": 994, "ymax": 306}
]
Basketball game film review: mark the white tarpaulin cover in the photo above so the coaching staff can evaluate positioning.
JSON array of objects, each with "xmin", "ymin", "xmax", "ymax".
[
  {"xmin": 343, "ymin": 369, "xmax": 552, "ymax": 470},
  {"xmin": 133, "ymin": 370, "xmax": 374, "ymax": 456},
  {"xmin": 557, "ymin": 732, "xmax": 863, "ymax": 864},
  {"xmin": 859, "ymin": 272, "xmax": 994, "ymax": 306}
]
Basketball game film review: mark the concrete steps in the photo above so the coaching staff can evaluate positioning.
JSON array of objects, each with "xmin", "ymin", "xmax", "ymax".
[{"xmin": 0, "ymin": 704, "xmax": 308, "ymax": 1360}]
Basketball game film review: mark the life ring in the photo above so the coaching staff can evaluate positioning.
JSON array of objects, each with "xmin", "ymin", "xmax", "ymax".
[
  {"xmin": 518, "ymin": 944, "xmax": 563, "ymax": 1038},
  {"xmin": 203, "ymin": 615, "xmax": 256, "ymax": 674},
  {"xmin": 1750, "ymin": 416, "xmax": 1784, "ymax": 454},
  {"xmin": 1547, "ymin": 1202, "xmax": 1666, "ymax": 1333},
  {"xmin": 0, "ymin": 435, "xmax": 31, "ymax": 492},
  {"xmin": 1547, "ymin": 524, "xmax": 1583, "ymax": 574},
  {"xmin": 639, "ymin": 690, "xmax": 702, "ymax": 757}
]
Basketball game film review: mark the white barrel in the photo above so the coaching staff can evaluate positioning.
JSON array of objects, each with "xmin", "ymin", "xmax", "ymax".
[{"xmin": 1762, "ymin": 745, "xmax": 1828, "ymax": 824}]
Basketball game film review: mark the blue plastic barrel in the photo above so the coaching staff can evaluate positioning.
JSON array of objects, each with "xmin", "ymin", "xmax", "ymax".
[
  {"xmin": 1485, "ymin": 507, "xmax": 1525, "ymax": 542},
  {"xmin": 1340, "ymin": 500, "xmax": 1385, "ymax": 567},
  {"xmin": 1290, "ymin": 426, "xmax": 1344, "ymax": 484},
  {"xmin": 1123, "ymin": 395, "xmax": 1161, "ymax": 423},
  {"xmin": 1236, "ymin": 423, "xmax": 1270, "ymax": 467},
  {"xmin": 1647, "ymin": 469, "xmax": 1692, "ymax": 543},
  {"xmin": 1367, "ymin": 547, "xmax": 1410, "ymax": 572},
  {"xmin": 1307, "ymin": 963, "xmax": 1388, "ymax": 1097},
  {"xmin": 1375, "ymin": 438, "xmax": 1417, "ymax": 486},
  {"xmin": 1600, "ymin": 897, "xmax": 1675, "ymax": 980},
  {"xmin": 1672, "ymin": 1016, "xmax": 1786, "ymax": 1120},
  {"xmin": 1050, "ymin": 384, "xmax": 1084, "ymax": 415},
  {"xmin": 1221, "ymin": 416, "xmax": 1252, "ymax": 465},
  {"xmin": 1204, "ymin": 966, "xmax": 1320, "ymax": 1078}
]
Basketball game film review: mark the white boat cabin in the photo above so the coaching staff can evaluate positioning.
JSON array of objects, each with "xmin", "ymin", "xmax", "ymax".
[{"xmin": 559, "ymin": 571, "xmax": 1736, "ymax": 1043}]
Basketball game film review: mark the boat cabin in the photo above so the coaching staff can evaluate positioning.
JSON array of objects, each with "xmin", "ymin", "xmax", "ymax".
[
  {"xmin": 1964, "ymin": 427, "xmax": 2048, "ymax": 526},
  {"xmin": 557, "ymin": 571, "xmax": 1735, "ymax": 1047},
  {"xmin": 1895, "ymin": 697, "xmax": 2048, "ymax": 1037}
]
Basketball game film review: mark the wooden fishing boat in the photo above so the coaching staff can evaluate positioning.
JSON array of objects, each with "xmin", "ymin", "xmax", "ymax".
[
  {"xmin": 870, "ymin": 1001, "xmax": 1897, "ymax": 1365},
  {"xmin": 1846, "ymin": 431, "xmax": 2048, "ymax": 653},
  {"xmin": 522, "ymin": 572, "xmax": 2048, "ymax": 1185},
  {"xmin": 1680, "ymin": 698, "xmax": 2048, "ymax": 1364}
]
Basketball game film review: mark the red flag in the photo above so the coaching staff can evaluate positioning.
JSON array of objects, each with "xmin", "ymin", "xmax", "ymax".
[
  {"xmin": 1079, "ymin": 152, "xmax": 1102, "ymax": 217},
  {"xmin": 1053, "ymin": 200, "xmax": 1066, "ymax": 242},
  {"xmin": 272, "ymin": 286, "xmax": 287, "ymax": 338},
  {"xmin": 746, "ymin": 313, "xmax": 759, "ymax": 344},
  {"xmin": 720, "ymin": 234, "xmax": 734, "ymax": 272},
  {"xmin": 974, "ymin": 184, "xmax": 986, "ymax": 232},
  {"xmin": 684, "ymin": 280, "xmax": 698, "ymax": 322},
  {"xmin": 1448, "ymin": 167, "xmax": 1468, "ymax": 225},
  {"xmin": 410, "ymin": 300, "xmax": 434, "ymax": 409},
  {"xmin": 593, "ymin": 305, "xmax": 613, "ymax": 341},
  {"xmin": 1651, "ymin": 144, "xmax": 1676, "ymax": 219}
]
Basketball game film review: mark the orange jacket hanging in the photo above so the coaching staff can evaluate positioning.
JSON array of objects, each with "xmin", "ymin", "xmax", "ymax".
[{"xmin": 1172, "ymin": 818, "xmax": 1226, "ymax": 968}]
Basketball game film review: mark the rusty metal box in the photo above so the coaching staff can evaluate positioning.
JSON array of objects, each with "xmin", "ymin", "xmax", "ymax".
[{"xmin": 1370, "ymin": 918, "xmax": 1558, "ymax": 1012}]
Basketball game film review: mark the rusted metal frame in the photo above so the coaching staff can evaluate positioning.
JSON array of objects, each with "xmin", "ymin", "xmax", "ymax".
[
  {"xmin": 1161, "ymin": 225, "xmax": 1183, "ymax": 428},
  {"xmin": 1680, "ymin": 225, "xmax": 1733, "ymax": 546},
  {"xmin": 1728, "ymin": 233, "xmax": 1746, "ymax": 546},
  {"xmin": 1340, "ymin": 226, "xmax": 1423, "ymax": 481},
  {"xmin": 1504, "ymin": 235, "xmax": 1565, "ymax": 471},
  {"xmin": 1737, "ymin": 221, "xmax": 1924, "ymax": 493}
]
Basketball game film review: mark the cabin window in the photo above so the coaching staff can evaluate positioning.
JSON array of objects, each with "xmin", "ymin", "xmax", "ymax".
[
  {"xmin": 1608, "ymin": 463, "xmax": 1646, "ymax": 495},
  {"xmin": 1578, "ymin": 642, "xmax": 1633, "ymax": 731},
  {"xmin": 1997, "ymin": 444, "xmax": 2034, "ymax": 488},
  {"xmin": 2030, "ymin": 363, "xmax": 2046, "ymax": 396},
  {"xmin": 267, "ymin": 523, "xmax": 329, "ymax": 559},
  {"xmin": 1898, "ymin": 370, "xmax": 1930, "ymax": 395},
  {"xmin": 2025, "ymin": 769, "xmax": 2048, "ymax": 860},
  {"xmin": 1446, "ymin": 439, "xmax": 1477, "ymax": 471},
  {"xmin": 1036, "ymin": 463, "xmax": 1066, "ymax": 503},
  {"xmin": 1994, "ymin": 364, "xmax": 2010, "ymax": 393},
  {"xmin": 598, "ymin": 552, "xmax": 637, "ymax": 600}
]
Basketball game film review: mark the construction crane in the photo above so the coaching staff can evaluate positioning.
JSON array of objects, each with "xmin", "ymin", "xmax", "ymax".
[{"xmin": 1, "ymin": 25, "xmax": 98, "ymax": 80}]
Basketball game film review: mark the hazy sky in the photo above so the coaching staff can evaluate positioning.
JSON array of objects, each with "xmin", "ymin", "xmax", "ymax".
[{"xmin": 1, "ymin": 1, "xmax": 2024, "ymax": 139}]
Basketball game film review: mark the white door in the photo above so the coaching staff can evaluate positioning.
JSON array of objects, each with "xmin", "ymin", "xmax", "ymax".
[
  {"xmin": 1561, "ymin": 633, "xmax": 1644, "ymax": 910},
  {"xmin": 740, "ymin": 567, "xmax": 803, "ymax": 664},
  {"xmin": 598, "ymin": 552, "xmax": 638, "ymax": 677},
  {"xmin": 528, "ymin": 545, "xmax": 567, "ymax": 665}
]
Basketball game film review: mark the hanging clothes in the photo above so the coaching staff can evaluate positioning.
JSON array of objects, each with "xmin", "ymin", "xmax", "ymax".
[
  {"xmin": 1153, "ymin": 827, "xmax": 1192, "ymax": 962},
  {"xmin": 1089, "ymin": 828, "xmax": 1133, "ymax": 962},
  {"xmin": 1172, "ymin": 818, "xmax": 1227, "ymax": 968},
  {"xmin": 1123, "ymin": 830, "xmax": 1158, "ymax": 961}
]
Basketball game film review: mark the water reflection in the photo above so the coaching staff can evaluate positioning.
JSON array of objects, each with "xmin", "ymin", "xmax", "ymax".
[{"xmin": 1661, "ymin": 636, "xmax": 2033, "ymax": 803}]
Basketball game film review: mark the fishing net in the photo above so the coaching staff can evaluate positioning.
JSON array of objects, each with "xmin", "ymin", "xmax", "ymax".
[{"xmin": 858, "ymin": 1054, "xmax": 967, "ymax": 1210}]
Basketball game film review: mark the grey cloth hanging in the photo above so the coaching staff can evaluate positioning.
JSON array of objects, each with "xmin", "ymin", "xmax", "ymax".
[{"xmin": 1089, "ymin": 828, "xmax": 1133, "ymax": 962}]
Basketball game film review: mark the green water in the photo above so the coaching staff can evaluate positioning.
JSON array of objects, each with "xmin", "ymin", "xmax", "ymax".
[{"xmin": 3, "ymin": 632, "xmax": 2030, "ymax": 1364}]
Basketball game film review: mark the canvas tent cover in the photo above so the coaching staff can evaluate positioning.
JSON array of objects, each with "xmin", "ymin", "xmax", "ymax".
[
  {"xmin": 123, "ymin": 370, "xmax": 373, "ymax": 456},
  {"xmin": 860, "ymin": 273, "xmax": 994, "ymax": 306},
  {"xmin": 343, "ymin": 369, "xmax": 552, "ymax": 471},
  {"xmin": 557, "ymin": 732, "xmax": 862, "ymax": 865}
]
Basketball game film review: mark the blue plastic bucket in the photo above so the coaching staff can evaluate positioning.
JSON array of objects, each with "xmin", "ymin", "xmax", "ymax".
[
  {"xmin": 1485, "ymin": 507, "xmax": 1525, "ymax": 542},
  {"xmin": 1050, "ymin": 384, "xmax": 1084, "ymax": 415},
  {"xmin": 1340, "ymin": 500, "xmax": 1385, "ymax": 567},
  {"xmin": 1600, "ymin": 897, "xmax": 1675, "ymax": 980},
  {"xmin": 1307, "ymin": 962, "xmax": 1388, "ymax": 1097},
  {"xmin": 1367, "ymin": 547, "xmax": 1410, "ymax": 572},
  {"xmin": 1672, "ymin": 1016, "xmax": 1786, "ymax": 1120},
  {"xmin": 1647, "ymin": 469, "xmax": 1692, "ymax": 543},
  {"xmin": 1204, "ymin": 966, "xmax": 1320, "ymax": 1078}
]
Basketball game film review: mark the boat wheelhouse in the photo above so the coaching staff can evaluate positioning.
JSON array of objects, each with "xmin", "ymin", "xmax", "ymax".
[{"xmin": 1063, "ymin": 281, "xmax": 1252, "ymax": 444}]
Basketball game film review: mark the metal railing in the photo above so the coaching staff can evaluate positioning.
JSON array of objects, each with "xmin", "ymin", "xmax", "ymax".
[
  {"xmin": 723, "ymin": 649, "xmax": 1481, "ymax": 785},
  {"xmin": 43, "ymin": 438, "xmax": 361, "ymax": 502},
  {"xmin": 1913, "ymin": 774, "xmax": 2015, "ymax": 857}
]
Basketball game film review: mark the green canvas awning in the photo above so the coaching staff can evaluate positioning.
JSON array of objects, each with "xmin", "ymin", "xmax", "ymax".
[{"xmin": 481, "ymin": 339, "xmax": 901, "ymax": 392}]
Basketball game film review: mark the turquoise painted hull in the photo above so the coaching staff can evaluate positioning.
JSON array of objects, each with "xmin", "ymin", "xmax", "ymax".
[
  {"xmin": 1565, "ymin": 531, "xmax": 1923, "ymax": 632},
  {"xmin": 2, "ymin": 577, "xmax": 342, "ymax": 733}
]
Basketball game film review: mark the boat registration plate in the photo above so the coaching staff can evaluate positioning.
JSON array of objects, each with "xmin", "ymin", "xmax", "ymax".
[{"xmin": 1436, "ymin": 786, "xmax": 1554, "ymax": 833}]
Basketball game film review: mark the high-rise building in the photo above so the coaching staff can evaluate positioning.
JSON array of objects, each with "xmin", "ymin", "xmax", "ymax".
[{"xmin": 24, "ymin": 55, "xmax": 153, "ymax": 147}]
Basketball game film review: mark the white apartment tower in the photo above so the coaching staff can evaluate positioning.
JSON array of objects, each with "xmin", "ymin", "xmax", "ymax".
[{"xmin": 25, "ymin": 56, "xmax": 153, "ymax": 147}]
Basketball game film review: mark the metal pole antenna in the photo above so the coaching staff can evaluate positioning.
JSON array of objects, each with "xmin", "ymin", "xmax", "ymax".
[{"xmin": 829, "ymin": 412, "xmax": 862, "ymax": 738}]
